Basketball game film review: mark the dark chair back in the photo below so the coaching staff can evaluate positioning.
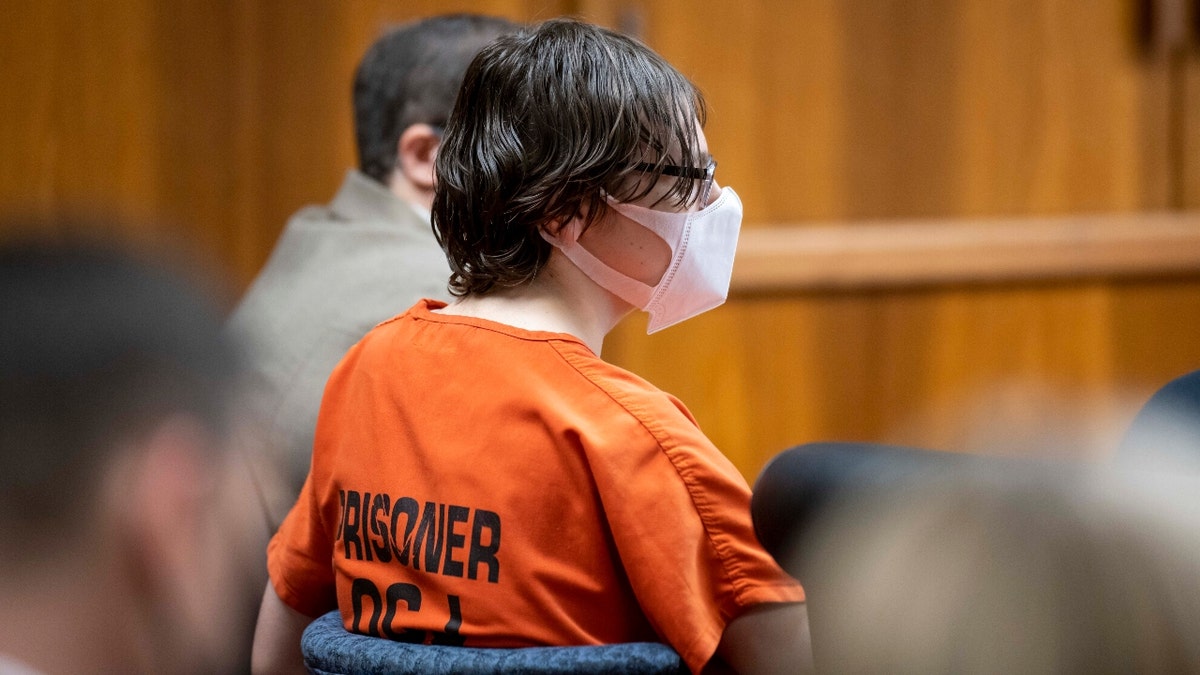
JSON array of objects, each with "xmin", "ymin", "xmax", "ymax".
[{"xmin": 751, "ymin": 441, "xmax": 978, "ymax": 570}]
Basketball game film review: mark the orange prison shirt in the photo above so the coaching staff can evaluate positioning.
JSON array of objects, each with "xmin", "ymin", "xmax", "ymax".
[{"xmin": 267, "ymin": 299, "xmax": 804, "ymax": 673}]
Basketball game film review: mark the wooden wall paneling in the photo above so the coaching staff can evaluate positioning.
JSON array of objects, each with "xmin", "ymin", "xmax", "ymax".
[
  {"xmin": 0, "ymin": 0, "xmax": 278, "ymax": 284},
  {"xmin": 1, "ymin": 0, "xmax": 164, "ymax": 235},
  {"xmin": 3, "ymin": 1, "xmax": 1194, "ymax": 481},
  {"xmin": 1182, "ymin": 1, "xmax": 1200, "ymax": 206},
  {"xmin": 151, "ymin": 2, "xmax": 255, "ymax": 290},
  {"xmin": 228, "ymin": 0, "xmax": 574, "ymax": 288},
  {"xmin": 610, "ymin": 210, "xmax": 1200, "ymax": 473},
  {"xmin": 954, "ymin": 0, "xmax": 1172, "ymax": 214},
  {"xmin": 0, "ymin": 1, "xmax": 572, "ymax": 286},
  {"xmin": 0, "ymin": 1, "xmax": 52, "ymax": 224},
  {"xmin": 221, "ymin": 2, "xmax": 365, "ymax": 289},
  {"xmin": 830, "ymin": 1, "xmax": 965, "ymax": 219},
  {"xmin": 631, "ymin": 0, "xmax": 1170, "ymax": 222},
  {"xmin": 896, "ymin": 283, "xmax": 1121, "ymax": 457},
  {"xmin": 601, "ymin": 0, "xmax": 1179, "ymax": 480},
  {"xmin": 633, "ymin": 0, "xmax": 852, "ymax": 223},
  {"xmin": 147, "ymin": 1, "xmax": 356, "ymax": 293},
  {"xmin": 1109, "ymin": 279, "xmax": 1200, "ymax": 391},
  {"xmin": 638, "ymin": 281, "xmax": 1170, "ymax": 478}
]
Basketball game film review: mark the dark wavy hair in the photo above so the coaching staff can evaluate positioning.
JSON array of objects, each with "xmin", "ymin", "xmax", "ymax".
[
  {"xmin": 432, "ymin": 18, "xmax": 707, "ymax": 297},
  {"xmin": 354, "ymin": 14, "xmax": 519, "ymax": 185}
]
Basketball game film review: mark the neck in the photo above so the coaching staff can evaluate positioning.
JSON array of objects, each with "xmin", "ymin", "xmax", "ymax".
[
  {"xmin": 387, "ymin": 173, "xmax": 434, "ymax": 213},
  {"xmin": 437, "ymin": 251, "xmax": 631, "ymax": 355}
]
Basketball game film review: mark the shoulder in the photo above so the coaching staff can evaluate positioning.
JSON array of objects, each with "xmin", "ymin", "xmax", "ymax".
[
  {"xmin": 548, "ymin": 345, "xmax": 730, "ymax": 481},
  {"xmin": 554, "ymin": 344, "xmax": 702, "ymax": 433}
]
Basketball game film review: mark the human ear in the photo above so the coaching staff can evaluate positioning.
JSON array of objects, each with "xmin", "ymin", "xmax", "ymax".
[
  {"xmin": 395, "ymin": 123, "xmax": 441, "ymax": 191},
  {"xmin": 111, "ymin": 416, "xmax": 236, "ymax": 665},
  {"xmin": 117, "ymin": 417, "xmax": 217, "ymax": 594},
  {"xmin": 541, "ymin": 209, "xmax": 591, "ymax": 246}
]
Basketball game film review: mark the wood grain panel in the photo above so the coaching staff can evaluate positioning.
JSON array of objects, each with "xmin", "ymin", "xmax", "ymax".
[
  {"xmin": 604, "ymin": 277, "xmax": 1200, "ymax": 481},
  {"xmin": 4, "ymin": 0, "xmax": 1196, "ymax": 486},
  {"xmin": 203, "ymin": 0, "xmax": 570, "ymax": 287},
  {"xmin": 1182, "ymin": 5, "xmax": 1200, "ymax": 206},
  {"xmin": 0, "ymin": 0, "xmax": 566, "ymax": 285},
  {"xmin": 226, "ymin": 0, "xmax": 570, "ymax": 285},
  {"xmin": 629, "ymin": 0, "xmax": 1170, "ymax": 221},
  {"xmin": 598, "ymin": 0, "xmax": 1188, "ymax": 481},
  {"xmin": 0, "ymin": 0, "xmax": 163, "ymax": 234}
]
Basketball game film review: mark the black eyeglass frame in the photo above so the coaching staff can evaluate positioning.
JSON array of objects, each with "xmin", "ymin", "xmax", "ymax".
[{"xmin": 629, "ymin": 158, "xmax": 717, "ymax": 207}]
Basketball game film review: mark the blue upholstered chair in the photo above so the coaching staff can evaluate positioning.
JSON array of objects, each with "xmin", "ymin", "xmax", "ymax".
[{"xmin": 301, "ymin": 610, "xmax": 686, "ymax": 675}]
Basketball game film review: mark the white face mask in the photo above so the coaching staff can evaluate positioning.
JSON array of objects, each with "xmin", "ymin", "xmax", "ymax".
[{"xmin": 543, "ymin": 187, "xmax": 743, "ymax": 333}]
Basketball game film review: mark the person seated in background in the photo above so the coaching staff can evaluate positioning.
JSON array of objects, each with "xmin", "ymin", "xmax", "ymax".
[
  {"xmin": 0, "ymin": 228, "xmax": 267, "ymax": 674},
  {"xmin": 792, "ymin": 461, "xmax": 1200, "ymax": 674},
  {"xmin": 227, "ymin": 13, "xmax": 519, "ymax": 506},
  {"xmin": 252, "ymin": 18, "xmax": 811, "ymax": 675}
]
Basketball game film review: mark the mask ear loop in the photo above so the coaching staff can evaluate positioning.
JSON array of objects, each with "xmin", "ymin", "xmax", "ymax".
[{"xmin": 538, "ymin": 213, "xmax": 657, "ymax": 310}]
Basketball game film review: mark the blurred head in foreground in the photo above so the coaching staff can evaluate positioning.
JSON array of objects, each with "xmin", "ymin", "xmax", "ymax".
[
  {"xmin": 796, "ymin": 464, "xmax": 1200, "ymax": 674},
  {"xmin": 0, "ymin": 227, "xmax": 265, "ymax": 674}
]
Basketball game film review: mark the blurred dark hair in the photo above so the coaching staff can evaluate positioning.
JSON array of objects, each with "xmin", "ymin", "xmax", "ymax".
[
  {"xmin": 0, "ymin": 229, "xmax": 241, "ymax": 551},
  {"xmin": 432, "ymin": 18, "xmax": 708, "ymax": 297},
  {"xmin": 354, "ymin": 13, "xmax": 520, "ymax": 184}
]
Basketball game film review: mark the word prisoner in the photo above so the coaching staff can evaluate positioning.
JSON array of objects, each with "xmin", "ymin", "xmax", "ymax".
[{"xmin": 337, "ymin": 489, "xmax": 501, "ymax": 583}]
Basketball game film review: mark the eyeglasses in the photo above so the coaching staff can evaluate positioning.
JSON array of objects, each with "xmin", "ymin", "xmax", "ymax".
[{"xmin": 629, "ymin": 158, "xmax": 717, "ymax": 206}]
